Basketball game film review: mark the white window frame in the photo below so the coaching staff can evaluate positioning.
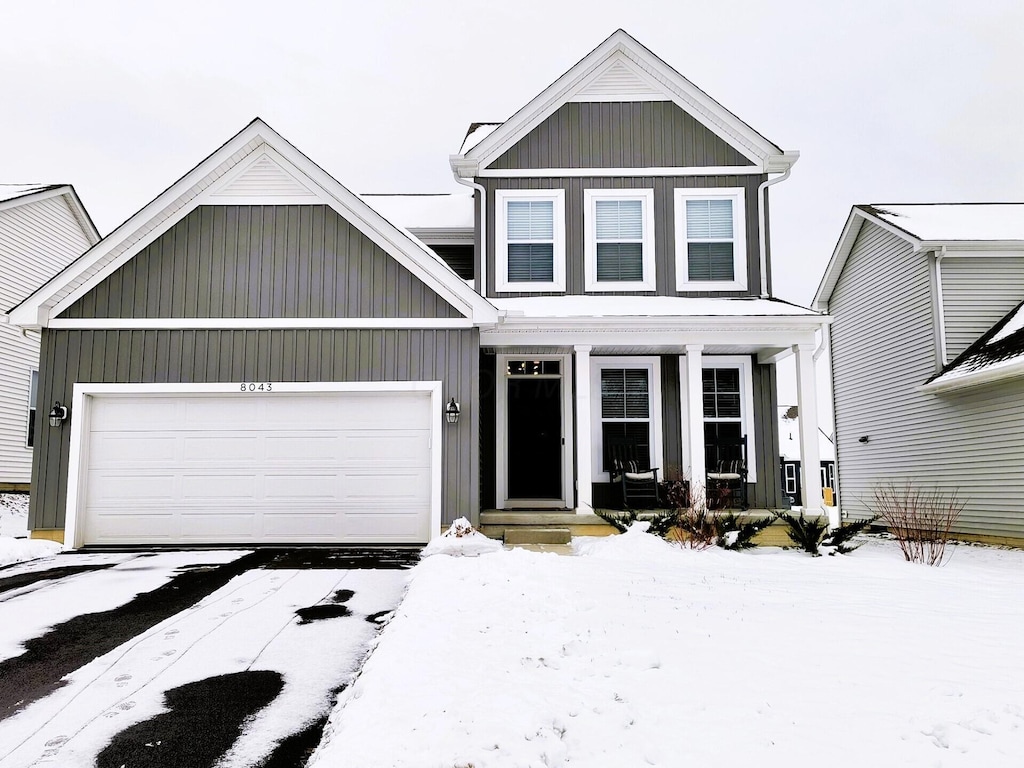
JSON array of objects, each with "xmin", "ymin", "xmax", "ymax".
[
  {"xmin": 495, "ymin": 188, "xmax": 566, "ymax": 293},
  {"xmin": 679, "ymin": 355, "xmax": 757, "ymax": 482},
  {"xmin": 26, "ymin": 369, "xmax": 38, "ymax": 449},
  {"xmin": 584, "ymin": 188, "xmax": 656, "ymax": 292},
  {"xmin": 590, "ymin": 357, "xmax": 663, "ymax": 483},
  {"xmin": 674, "ymin": 187, "xmax": 747, "ymax": 292}
]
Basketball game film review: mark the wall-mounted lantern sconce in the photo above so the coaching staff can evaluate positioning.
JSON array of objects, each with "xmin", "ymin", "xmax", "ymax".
[
  {"xmin": 49, "ymin": 401, "xmax": 69, "ymax": 428},
  {"xmin": 445, "ymin": 398, "xmax": 461, "ymax": 425},
  {"xmin": 858, "ymin": 435, "xmax": 870, "ymax": 444}
]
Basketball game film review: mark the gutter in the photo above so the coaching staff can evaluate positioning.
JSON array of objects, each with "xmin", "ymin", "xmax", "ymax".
[
  {"xmin": 451, "ymin": 170, "xmax": 487, "ymax": 297},
  {"xmin": 757, "ymin": 157, "xmax": 796, "ymax": 297}
]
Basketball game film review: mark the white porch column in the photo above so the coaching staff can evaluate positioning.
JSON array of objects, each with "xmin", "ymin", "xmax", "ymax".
[
  {"xmin": 794, "ymin": 343, "xmax": 825, "ymax": 515},
  {"xmin": 683, "ymin": 344, "xmax": 706, "ymax": 507},
  {"xmin": 574, "ymin": 345, "xmax": 593, "ymax": 512}
]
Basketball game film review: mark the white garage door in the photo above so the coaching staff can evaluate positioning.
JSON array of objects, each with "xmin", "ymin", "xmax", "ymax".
[{"xmin": 78, "ymin": 390, "xmax": 434, "ymax": 545}]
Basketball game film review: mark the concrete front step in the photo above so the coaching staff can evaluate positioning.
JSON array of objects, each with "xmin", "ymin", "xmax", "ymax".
[
  {"xmin": 479, "ymin": 511, "xmax": 619, "ymax": 542},
  {"xmin": 503, "ymin": 527, "xmax": 572, "ymax": 546}
]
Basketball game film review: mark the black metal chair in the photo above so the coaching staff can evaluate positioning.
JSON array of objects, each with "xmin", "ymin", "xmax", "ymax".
[
  {"xmin": 607, "ymin": 438, "xmax": 660, "ymax": 509},
  {"xmin": 706, "ymin": 436, "xmax": 748, "ymax": 510}
]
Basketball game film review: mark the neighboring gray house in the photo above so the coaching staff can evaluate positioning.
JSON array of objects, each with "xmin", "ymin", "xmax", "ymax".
[
  {"xmin": 815, "ymin": 203, "xmax": 1024, "ymax": 543},
  {"xmin": 0, "ymin": 185, "xmax": 99, "ymax": 490},
  {"xmin": 7, "ymin": 31, "xmax": 829, "ymax": 548}
]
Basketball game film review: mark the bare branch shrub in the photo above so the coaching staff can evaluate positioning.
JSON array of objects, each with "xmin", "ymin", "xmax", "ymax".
[{"xmin": 867, "ymin": 481, "xmax": 965, "ymax": 565}]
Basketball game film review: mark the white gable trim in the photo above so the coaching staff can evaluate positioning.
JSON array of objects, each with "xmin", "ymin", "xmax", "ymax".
[
  {"xmin": 10, "ymin": 120, "xmax": 498, "ymax": 328},
  {"xmin": 454, "ymin": 31, "xmax": 793, "ymax": 177}
]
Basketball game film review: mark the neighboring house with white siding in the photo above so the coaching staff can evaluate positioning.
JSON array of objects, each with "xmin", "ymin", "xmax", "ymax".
[
  {"xmin": 0, "ymin": 185, "xmax": 99, "ymax": 489},
  {"xmin": 815, "ymin": 203, "xmax": 1024, "ymax": 542}
]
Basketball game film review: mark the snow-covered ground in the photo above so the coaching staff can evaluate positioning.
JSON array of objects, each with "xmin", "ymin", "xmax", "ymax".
[
  {"xmin": 0, "ymin": 555, "xmax": 407, "ymax": 767},
  {"xmin": 0, "ymin": 493, "xmax": 59, "ymax": 567},
  {"xmin": 313, "ymin": 529, "xmax": 1024, "ymax": 767}
]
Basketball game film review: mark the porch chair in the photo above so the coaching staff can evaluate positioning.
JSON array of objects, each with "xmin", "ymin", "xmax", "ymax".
[
  {"xmin": 607, "ymin": 438, "xmax": 660, "ymax": 509},
  {"xmin": 706, "ymin": 435, "xmax": 749, "ymax": 510}
]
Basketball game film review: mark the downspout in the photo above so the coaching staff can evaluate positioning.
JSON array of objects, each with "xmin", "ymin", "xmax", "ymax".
[
  {"xmin": 934, "ymin": 246, "xmax": 948, "ymax": 365},
  {"xmin": 757, "ymin": 166, "xmax": 792, "ymax": 298},
  {"xmin": 452, "ymin": 171, "xmax": 487, "ymax": 297}
]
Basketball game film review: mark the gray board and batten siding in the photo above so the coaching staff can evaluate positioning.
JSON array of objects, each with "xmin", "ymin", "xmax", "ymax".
[
  {"xmin": 487, "ymin": 102, "xmax": 755, "ymax": 170},
  {"xmin": 481, "ymin": 175, "xmax": 767, "ymax": 298},
  {"xmin": 479, "ymin": 351, "xmax": 783, "ymax": 511},
  {"xmin": 32, "ymin": 203, "xmax": 480, "ymax": 532},
  {"xmin": 60, "ymin": 206, "xmax": 460, "ymax": 320},
  {"xmin": 828, "ymin": 220, "xmax": 1024, "ymax": 539}
]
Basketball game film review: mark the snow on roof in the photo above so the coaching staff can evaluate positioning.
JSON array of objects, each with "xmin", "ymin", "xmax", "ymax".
[
  {"xmin": 493, "ymin": 295, "xmax": 821, "ymax": 318},
  {"xmin": 362, "ymin": 193, "xmax": 474, "ymax": 231},
  {"xmin": 459, "ymin": 122, "xmax": 502, "ymax": 154},
  {"xmin": 0, "ymin": 184, "xmax": 62, "ymax": 204},
  {"xmin": 863, "ymin": 203, "xmax": 1024, "ymax": 242},
  {"xmin": 926, "ymin": 299, "xmax": 1024, "ymax": 390}
]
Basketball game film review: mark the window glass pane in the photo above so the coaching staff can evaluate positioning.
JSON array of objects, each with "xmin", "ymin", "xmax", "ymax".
[
  {"xmin": 596, "ymin": 243, "xmax": 643, "ymax": 282},
  {"xmin": 703, "ymin": 368, "xmax": 741, "ymax": 418},
  {"xmin": 600, "ymin": 369, "xmax": 625, "ymax": 419},
  {"xmin": 687, "ymin": 242, "xmax": 734, "ymax": 281},
  {"xmin": 507, "ymin": 200, "xmax": 553, "ymax": 240},
  {"xmin": 596, "ymin": 199, "xmax": 643, "ymax": 240},
  {"xmin": 624, "ymin": 369, "xmax": 649, "ymax": 418},
  {"xmin": 507, "ymin": 360, "xmax": 560, "ymax": 376},
  {"xmin": 507, "ymin": 243, "xmax": 554, "ymax": 282},
  {"xmin": 686, "ymin": 199, "xmax": 733, "ymax": 239},
  {"xmin": 602, "ymin": 422, "xmax": 651, "ymax": 472}
]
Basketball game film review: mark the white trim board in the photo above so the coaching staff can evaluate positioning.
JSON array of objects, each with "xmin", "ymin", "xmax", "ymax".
[
  {"xmin": 9, "ymin": 121, "xmax": 498, "ymax": 328},
  {"xmin": 48, "ymin": 318, "xmax": 476, "ymax": 330},
  {"xmin": 477, "ymin": 166, "xmax": 763, "ymax": 178},
  {"xmin": 63, "ymin": 381, "xmax": 444, "ymax": 550}
]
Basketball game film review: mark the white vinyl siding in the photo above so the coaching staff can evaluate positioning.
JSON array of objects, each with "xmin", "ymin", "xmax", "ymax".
[
  {"xmin": 940, "ymin": 254, "xmax": 1024, "ymax": 360},
  {"xmin": 829, "ymin": 221, "xmax": 1024, "ymax": 539},
  {"xmin": 495, "ymin": 189, "xmax": 566, "ymax": 292},
  {"xmin": 584, "ymin": 188, "xmax": 656, "ymax": 291},
  {"xmin": 589, "ymin": 357, "xmax": 663, "ymax": 483},
  {"xmin": 675, "ymin": 188, "xmax": 747, "ymax": 291},
  {"xmin": 0, "ymin": 194, "xmax": 95, "ymax": 484}
]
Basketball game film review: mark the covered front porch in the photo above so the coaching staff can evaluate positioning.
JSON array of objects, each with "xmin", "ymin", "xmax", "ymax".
[{"xmin": 479, "ymin": 296, "xmax": 831, "ymax": 526}]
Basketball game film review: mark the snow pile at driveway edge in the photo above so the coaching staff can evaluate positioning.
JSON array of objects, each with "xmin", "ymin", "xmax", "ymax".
[
  {"xmin": 0, "ymin": 537, "xmax": 60, "ymax": 567},
  {"xmin": 422, "ymin": 517, "xmax": 503, "ymax": 557}
]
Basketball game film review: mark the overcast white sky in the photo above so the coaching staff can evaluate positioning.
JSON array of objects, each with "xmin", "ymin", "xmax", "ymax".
[{"xmin": 4, "ymin": 0, "xmax": 1023, "ymax": 421}]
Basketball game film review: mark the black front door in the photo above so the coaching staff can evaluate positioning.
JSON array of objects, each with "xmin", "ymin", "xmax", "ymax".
[{"xmin": 507, "ymin": 378, "xmax": 562, "ymax": 499}]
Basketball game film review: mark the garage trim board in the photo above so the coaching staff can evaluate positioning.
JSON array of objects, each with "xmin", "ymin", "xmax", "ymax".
[{"xmin": 66, "ymin": 382, "xmax": 442, "ymax": 548}]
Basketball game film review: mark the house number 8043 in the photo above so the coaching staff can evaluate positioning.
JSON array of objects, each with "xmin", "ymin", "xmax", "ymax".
[{"xmin": 240, "ymin": 383, "xmax": 273, "ymax": 392}]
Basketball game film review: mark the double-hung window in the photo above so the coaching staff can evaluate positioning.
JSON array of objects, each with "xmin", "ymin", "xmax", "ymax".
[
  {"xmin": 584, "ymin": 189, "xmax": 655, "ymax": 291},
  {"xmin": 675, "ymin": 188, "xmax": 747, "ymax": 291},
  {"xmin": 496, "ymin": 189, "xmax": 566, "ymax": 292},
  {"xmin": 698, "ymin": 356, "xmax": 756, "ymax": 481},
  {"xmin": 590, "ymin": 357, "xmax": 663, "ymax": 482}
]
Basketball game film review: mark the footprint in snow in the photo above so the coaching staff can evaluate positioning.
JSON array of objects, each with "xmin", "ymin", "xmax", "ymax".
[
  {"xmin": 44, "ymin": 736, "xmax": 68, "ymax": 747},
  {"xmin": 115, "ymin": 674, "xmax": 132, "ymax": 687}
]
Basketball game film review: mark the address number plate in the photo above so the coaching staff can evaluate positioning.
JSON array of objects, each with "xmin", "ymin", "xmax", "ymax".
[{"xmin": 239, "ymin": 382, "xmax": 274, "ymax": 392}]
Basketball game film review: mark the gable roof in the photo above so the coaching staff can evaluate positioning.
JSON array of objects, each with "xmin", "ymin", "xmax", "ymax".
[
  {"xmin": 451, "ymin": 30, "xmax": 798, "ymax": 177},
  {"xmin": 814, "ymin": 203, "xmax": 1024, "ymax": 311},
  {"xmin": 0, "ymin": 184, "xmax": 100, "ymax": 244},
  {"xmin": 6, "ymin": 119, "xmax": 497, "ymax": 327},
  {"xmin": 923, "ymin": 299, "xmax": 1024, "ymax": 393}
]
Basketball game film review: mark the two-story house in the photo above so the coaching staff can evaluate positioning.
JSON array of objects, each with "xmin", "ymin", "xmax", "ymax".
[
  {"xmin": 0, "ymin": 185, "xmax": 99, "ymax": 491},
  {"xmin": 816, "ymin": 203, "xmax": 1024, "ymax": 543},
  {"xmin": 6, "ymin": 31, "xmax": 828, "ymax": 548}
]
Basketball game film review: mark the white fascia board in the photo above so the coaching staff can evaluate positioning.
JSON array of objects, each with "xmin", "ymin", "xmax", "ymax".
[
  {"xmin": 48, "ymin": 317, "xmax": 475, "ymax": 330},
  {"xmin": 813, "ymin": 207, "xmax": 923, "ymax": 311},
  {"xmin": 917, "ymin": 241, "xmax": 1024, "ymax": 253},
  {"xmin": 12, "ymin": 119, "xmax": 498, "ymax": 328},
  {"xmin": 458, "ymin": 31, "xmax": 789, "ymax": 176},
  {"xmin": 8, "ymin": 125, "xmax": 268, "ymax": 327},
  {"xmin": 477, "ymin": 166, "xmax": 766, "ymax": 178},
  {"xmin": 920, "ymin": 357, "xmax": 1024, "ymax": 394}
]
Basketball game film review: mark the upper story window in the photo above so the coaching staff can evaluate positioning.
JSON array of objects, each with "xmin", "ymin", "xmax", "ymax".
[
  {"xmin": 495, "ymin": 189, "xmax": 566, "ymax": 292},
  {"xmin": 675, "ymin": 188, "xmax": 747, "ymax": 291},
  {"xmin": 584, "ymin": 189, "xmax": 656, "ymax": 292}
]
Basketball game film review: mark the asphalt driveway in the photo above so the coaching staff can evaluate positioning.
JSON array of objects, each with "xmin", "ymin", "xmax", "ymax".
[{"xmin": 0, "ymin": 547, "xmax": 417, "ymax": 767}]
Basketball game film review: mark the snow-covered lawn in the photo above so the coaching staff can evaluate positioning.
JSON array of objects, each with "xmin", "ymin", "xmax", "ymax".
[
  {"xmin": 0, "ymin": 492, "xmax": 59, "ymax": 567},
  {"xmin": 314, "ymin": 529, "xmax": 1024, "ymax": 767}
]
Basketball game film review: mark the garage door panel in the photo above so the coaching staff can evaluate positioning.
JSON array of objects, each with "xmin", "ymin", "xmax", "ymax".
[
  {"xmin": 86, "ymin": 472, "xmax": 177, "ymax": 502},
  {"xmin": 79, "ymin": 390, "xmax": 436, "ymax": 545},
  {"xmin": 89, "ymin": 435, "xmax": 178, "ymax": 465},
  {"xmin": 183, "ymin": 435, "xmax": 260, "ymax": 461},
  {"xmin": 264, "ymin": 473, "xmax": 339, "ymax": 499}
]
